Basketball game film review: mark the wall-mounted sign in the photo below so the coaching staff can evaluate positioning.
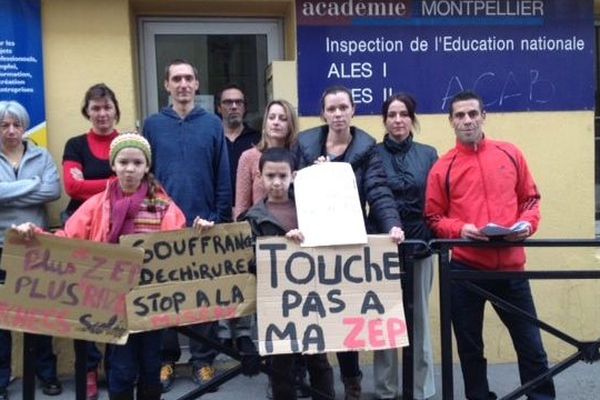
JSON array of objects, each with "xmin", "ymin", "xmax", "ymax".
[
  {"xmin": 0, "ymin": 0, "xmax": 47, "ymax": 145},
  {"xmin": 297, "ymin": 0, "xmax": 594, "ymax": 115}
]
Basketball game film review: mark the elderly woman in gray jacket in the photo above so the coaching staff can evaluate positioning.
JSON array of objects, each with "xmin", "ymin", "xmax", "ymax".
[{"xmin": 0, "ymin": 100, "xmax": 62, "ymax": 399}]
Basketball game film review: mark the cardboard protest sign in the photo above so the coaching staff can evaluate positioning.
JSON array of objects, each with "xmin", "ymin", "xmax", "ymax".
[
  {"xmin": 256, "ymin": 235, "xmax": 408, "ymax": 355},
  {"xmin": 121, "ymin": 222, "xmax": 256, "ymax": 332},
  {"xmin": 0, "ymin": 230, "xmax": 144, "ymax": 344},
  {"xmin": 294, "ymin": 162, "xmax": 367, "ymax": 247}
]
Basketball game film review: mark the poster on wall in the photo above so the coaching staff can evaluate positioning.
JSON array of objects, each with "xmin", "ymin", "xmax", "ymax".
[
  {"xmin": 297, "ymin": 0, "xmax": 595, "ymax": 115},
  {"xmin": 0, "ymin": 0, "xmax": 47, "ymax": 146}
]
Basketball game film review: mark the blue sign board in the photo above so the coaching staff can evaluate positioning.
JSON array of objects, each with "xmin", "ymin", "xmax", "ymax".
[
  {"xmin": 297, "ymin": 0, "xmax": 594, "ymax": 115},
  {"xmin": 0, "ymin": 0, "xmax": 46, "ymax": 144}
]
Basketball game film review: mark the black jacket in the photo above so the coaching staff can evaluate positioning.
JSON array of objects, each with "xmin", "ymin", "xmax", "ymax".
[
  {"xmin": 295, "ymin": 125, "xmax": 401, "ymax": 233},
  {"xmin": 375, "ymin": 134, "xmax": 438, "ymax": 241},
  {"xmin": 242, "ymin": 198, "xmax": 288, "ymax": 238},
  {"xmin": 241, "ymin": 199, "xmax": 290, "ymax": 274}
]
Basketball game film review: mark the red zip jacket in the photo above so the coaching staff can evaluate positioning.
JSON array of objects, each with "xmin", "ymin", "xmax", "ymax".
[{"xmin": 425, "ymin": 137, "xmax": 540, "ymax": 270}]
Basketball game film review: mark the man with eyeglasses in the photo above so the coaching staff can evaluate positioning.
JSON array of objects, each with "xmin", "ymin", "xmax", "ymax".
[
  {"xmin": 215, "ymin": 83, "xmax": 261, "ymax": 377},
  {"xmin": 216, "ymin": 84, "xmax": 260, "ymax": 201},
  {"xmin": 143, "ymin": 59, "xmax": 232, "ymax": 393}
]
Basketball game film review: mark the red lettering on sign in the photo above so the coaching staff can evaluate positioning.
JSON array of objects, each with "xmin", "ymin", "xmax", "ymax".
[
  {"xmin": 0, "ymin": 302, "xmax": 71, "ymax": 335},
  {"xmin": 71, "ymin": 248, "xmax": 90, "ymax": 260},
  {"xmin": 83, "ymin": 256, "xmax": 106, "ymax": 281},
  {"xmin": 387, "ymin": 318, "xmax": 407, "ymax": 347},
  {"xmin": 80, "ymin": 280, "xmax": 126, "ymax": 316},
  {"xmin": 342, "ymin": 317, "xmax": 366, "ymax": 349},
  {"xmin": 110, "ymin": 261, "xmax": 141, "ymax": 285},
  {"xmin": 343, "ymin": 317, "xmax": 407, "ymax": 350},
  {"xmin": 368, "ymin": 319, "xmax": 385, "ymax": 347},
  {"xmin": 148, "ymin": 306, "xmax": 238, "ymax": 329},
  {"xmin": 214, "ymin": 306, "xmax": 236, "ymax": 320}
]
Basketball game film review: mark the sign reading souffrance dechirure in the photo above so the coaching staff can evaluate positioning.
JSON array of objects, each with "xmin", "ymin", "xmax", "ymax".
[
  {"xmin": 296, "ymin": 0, "xmax": 594, "ymax": 115},
  {"xmin": 121, "ymin": 223, "xmax": 257, "ymax": 332}
]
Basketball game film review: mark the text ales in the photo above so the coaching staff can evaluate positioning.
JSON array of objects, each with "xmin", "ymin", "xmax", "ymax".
[{"xmin": 256, "ymin": 236, "xmax": 409, "ymax": 355}]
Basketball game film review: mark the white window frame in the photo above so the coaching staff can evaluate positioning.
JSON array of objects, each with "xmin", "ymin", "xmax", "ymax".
[{"xmin": 138, "ymin": 17, "xmax": 284, "ymax": 117}]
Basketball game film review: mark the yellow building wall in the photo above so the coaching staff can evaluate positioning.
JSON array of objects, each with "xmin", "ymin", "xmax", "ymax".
[
  {"xmin": 21, "ymin": 0, "xmax": 598, "ymax": 377},
  {"xmin": 301, "ymin": 110, "xmax": 599, "ymax": 366},
  {"xmin": 42, "ymin": 0, "xmax": 138, "ymax": 227}
]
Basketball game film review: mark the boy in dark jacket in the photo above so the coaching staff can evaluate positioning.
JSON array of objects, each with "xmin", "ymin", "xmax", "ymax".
[{"xmin": 243, "ymin": 147, "xmax": 335, "ymax": 400}]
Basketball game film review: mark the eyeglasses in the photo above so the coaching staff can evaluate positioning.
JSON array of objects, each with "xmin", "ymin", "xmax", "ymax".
[{"xmin": 221, "ymin": 99, "xmax": 245, "ymax": 107}]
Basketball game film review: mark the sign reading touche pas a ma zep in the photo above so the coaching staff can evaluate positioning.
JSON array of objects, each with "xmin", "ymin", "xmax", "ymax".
[{"xmin": 296, "ymin": 0, "xmax": 594, "ymax": 115}]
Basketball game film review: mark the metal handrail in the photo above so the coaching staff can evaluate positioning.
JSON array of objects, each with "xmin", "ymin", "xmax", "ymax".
[
  {"xmin": 430, "ymin": 238, "xmax": 600, "ymax": 400},
  {"xmin": 22, "ymin": 238, "xmax": 599, "ymax": 399}
]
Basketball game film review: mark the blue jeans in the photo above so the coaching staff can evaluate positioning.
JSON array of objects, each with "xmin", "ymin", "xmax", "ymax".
[
  {"xmin": 80, "ymin": 341, "xmax": 103, "ymax": 371},
  {"xmin": 450, "ymin": 261, "xmax": 555, "ymax": 400},
  {"xmin": 0, "ymin": 330, "xmax": 58, "ymax": 388},
  {"xmin": 162, "ymin": 322, "xmax": 218, "ymax": 368},
  {"xmin": 108, "ymin": 330, "xmax": 162, "ymax": 394},
  {"xmin": 217, "ymin": 316, "xmax": 253, "ymax": 340}
]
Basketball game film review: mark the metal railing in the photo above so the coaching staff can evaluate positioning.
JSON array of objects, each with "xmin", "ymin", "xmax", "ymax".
[
  {"xmin": 19, "ymin": 239, "xmax": 600, "ymax": 399},
  {"xmin": 431, "ymin": 239, "xmax": 600, "ymax": 400}
]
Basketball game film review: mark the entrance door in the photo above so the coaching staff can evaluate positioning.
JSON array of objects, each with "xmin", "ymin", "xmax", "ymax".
[{"xmin": 138, "ymin": 18, "xmax": 284, "ymax": 126}]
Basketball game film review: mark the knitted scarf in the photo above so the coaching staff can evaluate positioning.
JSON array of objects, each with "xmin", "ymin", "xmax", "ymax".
[{"xmin": 107, "ymin": 180, "xmax": 148, "ymax": 244}]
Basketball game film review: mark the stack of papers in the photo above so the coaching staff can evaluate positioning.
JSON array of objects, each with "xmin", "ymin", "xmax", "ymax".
[{"xmin": 479, "ymin": 222, "xmax": 529, "ymax": 237}]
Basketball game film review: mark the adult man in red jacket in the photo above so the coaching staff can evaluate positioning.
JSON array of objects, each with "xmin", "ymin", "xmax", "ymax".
[{"xmin": 425, "ymin": 91, "xmax": 555, "ymax": 400}]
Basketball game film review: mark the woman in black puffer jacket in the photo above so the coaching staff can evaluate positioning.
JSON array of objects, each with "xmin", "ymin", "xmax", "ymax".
[
  {"xmin": 295, "ymin": 85, "xmax": 404, "ymax": 400},
  {"xmin": 372, "ymin": 93, "xmax": 438, "ymax": 400}
]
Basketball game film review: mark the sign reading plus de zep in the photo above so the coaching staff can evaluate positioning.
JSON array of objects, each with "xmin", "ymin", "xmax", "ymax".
[{"xmin": 296, "ymin": 0, "xmax": 594, "ymax": 115}]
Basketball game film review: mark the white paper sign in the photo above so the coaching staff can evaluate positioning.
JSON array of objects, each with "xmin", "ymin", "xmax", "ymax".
[{"xmin": 294, "ymin": 162, "xmax": 367, "ymax": 246}]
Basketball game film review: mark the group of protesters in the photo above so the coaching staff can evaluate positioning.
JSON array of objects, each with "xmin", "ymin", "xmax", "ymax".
[{"xmin": 0, "ymin": 57, "xmax": 556, "ymax": 400}]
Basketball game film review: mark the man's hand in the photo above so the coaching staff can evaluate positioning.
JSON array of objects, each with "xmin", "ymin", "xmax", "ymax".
[
  {"xmin": 11, "ymin": 223, "xmax": 37, "ymax": 240},
  {"xmin": 285, "ymin": 229, "xmax": 305, "ymax": 244},
  {"xmin": 193, "ymin": 217, "xmax": 214, "ymax": 232},
  {"xmin": 461, "ymin": 223, "xmax": 489, "ymax": 241},
  {"xmin": 313, "ymin": 155, "xmax": 330, "ymax": 164},
  {"xmin": 504, "ymin": 222, "xmax": 532, "ymax": 242},
  {"xmin": 389, "ymin": 226, "xmax": 405, "ymax": 244}
]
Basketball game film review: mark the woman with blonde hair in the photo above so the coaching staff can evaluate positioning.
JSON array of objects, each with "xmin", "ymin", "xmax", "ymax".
[{"xmin": 234, "ymin": 99, "xmax": 298, "ymax": 220}]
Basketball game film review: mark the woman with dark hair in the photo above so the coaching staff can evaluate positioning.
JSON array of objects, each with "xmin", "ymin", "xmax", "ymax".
[
  {"xmin": 61, "ymin": 83, "xmax": 121, "ymax": 399},
  {"xmin": 0, "ymin": 100, "xmax": 62, "ymax": 400},
  {"xmin": 372, "ymin": 93, "xmax": 437, "ymax": 400},
  {"xmin": 295, "ymin": 86, "xmax": 404, "ymax": 400},
  {"xmin": 62, "ymin": 83, "xmax": 121, "ymax": 219}
]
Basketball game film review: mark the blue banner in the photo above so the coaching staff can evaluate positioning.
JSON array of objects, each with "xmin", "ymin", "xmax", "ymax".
[
  {"xmin": 0, "ymin": 0, "xmax": 46, "ymax": 145},
  {"xmin": 297, "ymin": 0, "xmax": 594, "ymax": 115}
]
